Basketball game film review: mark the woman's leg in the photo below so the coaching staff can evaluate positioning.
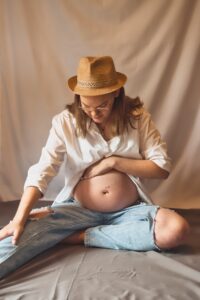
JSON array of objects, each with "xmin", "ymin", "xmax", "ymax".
[
  {"xmin": 83, "ymin": 204, "xmax": 190, "ymax": 251},
  {"xmin": 84, "ymin": 203, "xmax": 160, "ymax": 251},
  {"xmin": 154, "ymin": 208, "xmax": 190, "ymax": 249},
  {"xmin": 0, "ymin": 204, "xmax": 102, "ymax": 279}
]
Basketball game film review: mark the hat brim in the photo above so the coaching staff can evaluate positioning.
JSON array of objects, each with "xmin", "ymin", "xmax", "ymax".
[{"xmin": 67, "ymin": 72, "xmax": 127, "ymax": 96}]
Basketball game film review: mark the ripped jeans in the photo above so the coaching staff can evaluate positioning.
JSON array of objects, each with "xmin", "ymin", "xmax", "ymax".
[{"xmin": 0, "ymin": 199, "xmax": 159, "ymax": 279}]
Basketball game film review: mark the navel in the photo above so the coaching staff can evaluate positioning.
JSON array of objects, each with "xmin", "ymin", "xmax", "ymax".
[{"xmin": 102, "ymin": 185, "xmax": 110, "ymax": 195}]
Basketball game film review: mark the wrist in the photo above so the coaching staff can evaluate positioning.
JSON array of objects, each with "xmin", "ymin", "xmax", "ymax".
[
  {"xmin": 111, "ymin": 156, "xmax": 126, "ymax": 173},
  {"xmin": 12, "ymin": 215, "xmax": 27, "ymax": 227},
  {"xmin": 108, "ymin": 156, "xmax": 118, "ymax": 170}
]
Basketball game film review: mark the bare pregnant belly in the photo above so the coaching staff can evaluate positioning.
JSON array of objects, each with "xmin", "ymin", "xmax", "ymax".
[{"xmin": 73, "ymin": 171, "xmax": 139, "ymax": 212}]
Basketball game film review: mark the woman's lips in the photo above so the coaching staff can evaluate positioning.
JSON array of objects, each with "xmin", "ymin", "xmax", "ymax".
[{"xmin": 92, "ymin": 116, "xmax": 103, "ymax": 122}]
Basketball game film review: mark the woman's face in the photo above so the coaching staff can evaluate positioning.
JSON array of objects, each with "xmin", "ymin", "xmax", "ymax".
[{"xmin": 80, "ymin": 90, "xmax": 119, "ymax": 125}]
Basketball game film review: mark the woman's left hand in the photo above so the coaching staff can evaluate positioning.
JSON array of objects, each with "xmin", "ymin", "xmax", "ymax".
[{"xmin": 81, "ymin": 156, "xmax": 116, "ymax": 179}]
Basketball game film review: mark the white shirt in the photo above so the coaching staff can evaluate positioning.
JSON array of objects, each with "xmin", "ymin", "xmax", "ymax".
[{"xmin": 24, "ymin": 108, "xmax": 172, "ymax": 204}]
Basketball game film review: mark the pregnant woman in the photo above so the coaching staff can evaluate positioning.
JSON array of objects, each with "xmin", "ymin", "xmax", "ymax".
[{"xmin": 0, "ymin": 56, "xmax": 189, "ymax": 279}]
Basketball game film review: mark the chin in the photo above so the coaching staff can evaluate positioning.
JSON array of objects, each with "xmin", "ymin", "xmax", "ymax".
[{"xmin": 92, "ymin": 117, "xmax": 104, "ymax": 123}]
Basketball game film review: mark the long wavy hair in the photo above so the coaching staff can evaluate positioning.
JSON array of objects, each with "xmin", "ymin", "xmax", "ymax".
[{"xmin": 66, "ymin": 87, "xmax": 144, "ymax": 137}]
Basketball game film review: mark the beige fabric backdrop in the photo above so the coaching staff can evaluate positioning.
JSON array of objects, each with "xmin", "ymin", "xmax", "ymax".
[{"xmin": 0, "ymin": 0, "xmax": 200, "ymax": 208}]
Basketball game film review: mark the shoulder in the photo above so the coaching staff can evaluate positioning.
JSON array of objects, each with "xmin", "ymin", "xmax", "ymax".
[
  {"xmin": 126, "ymin": 96, "xmax": 145, "ymax": 118},
  {"xmin": 138, "ymin": 107, "xmax": 151, "ymax": 119},
  {"xmin": 52, "ymin": 109, "xmax": 75, "ymax": 127},
  {"xmin": 137, "ymin": 107, "xmax": 157, "ymax": 130},
  {"xmin": 50, "ymin": 110, "xmax": 78, "ymax": 138}
]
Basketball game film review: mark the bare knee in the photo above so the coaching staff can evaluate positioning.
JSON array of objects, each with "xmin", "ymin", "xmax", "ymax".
[{"xmin": 154, "ymin": 208, "xmax": 190, "ymax": 250}]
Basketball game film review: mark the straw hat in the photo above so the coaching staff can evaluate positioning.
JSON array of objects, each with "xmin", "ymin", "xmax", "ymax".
[{"xmin": 67, "ymin": 56, "xmax": 127, "ymax": 96}]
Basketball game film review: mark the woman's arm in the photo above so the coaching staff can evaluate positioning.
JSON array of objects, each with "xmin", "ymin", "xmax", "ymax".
[
  {"xmin": 137, "ymin": 109, "xmax": 172, "ymax": 174},
  {"xmin": 82, "ymin": 156, "xmax": 169, "ymax": 180},
  {"xmin": 0, "ymin": 113, "xmax": 68, "ymax": 245},
  {"xmin": 13, "ymin": 187, "xmax": 42, "ymax": 225},
  {"xmin": 0, "ymin": 187, "xmax": 42, "ymax": 245},
  {"xmin": 112, "ymin": 157, "xmax": 169, "ymax": 179}
]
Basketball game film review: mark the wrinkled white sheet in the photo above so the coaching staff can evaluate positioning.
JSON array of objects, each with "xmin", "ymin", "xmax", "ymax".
[{"xmin": 0, "ymin": 0, "xmax": 200, "ymax": 208}]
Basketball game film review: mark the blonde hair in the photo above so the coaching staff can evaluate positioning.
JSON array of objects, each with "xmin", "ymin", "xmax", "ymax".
[{"xmin": 66, "ymin": 87, "xmax": 143, "ymax": 137}]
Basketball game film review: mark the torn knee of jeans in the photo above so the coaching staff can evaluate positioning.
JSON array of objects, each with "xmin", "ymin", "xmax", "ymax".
[{"xmin": 28, "ymin": 207, "xmax": 54, "ymax": 220}]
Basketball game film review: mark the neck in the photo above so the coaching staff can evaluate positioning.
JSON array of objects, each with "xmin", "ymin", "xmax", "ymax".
[
  {"xmin": 97, "ymin": 115, "xmax": 112, "ymax": 130},
  {"xmin": 98, "ymin": 123, "xmax": 106, "ymax": 130}
]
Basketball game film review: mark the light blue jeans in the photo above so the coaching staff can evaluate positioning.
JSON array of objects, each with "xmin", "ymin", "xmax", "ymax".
[{"xmin": 0, "ymin": 199, "xmax": 159, "ymax": 279}]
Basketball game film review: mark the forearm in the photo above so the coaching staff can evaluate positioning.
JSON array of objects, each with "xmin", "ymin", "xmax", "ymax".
[
  {"xmin": 112, "ymin": 157, "xmax": 169, "ymax": 179},
  {"xmin": 13, "ymin": 187, "xmax": 42, "ymax": 226}
]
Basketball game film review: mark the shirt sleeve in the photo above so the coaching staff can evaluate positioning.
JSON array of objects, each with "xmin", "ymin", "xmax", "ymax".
[
  {"xmin": 24, "ymin": 114, "xmax": 67, "ymax": 195},
  {"xmin": 138, "ymin": 108, "xmax": 172, "ymax": 173}
]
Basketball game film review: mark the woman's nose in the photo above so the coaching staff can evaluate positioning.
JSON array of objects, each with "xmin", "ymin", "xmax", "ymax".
[{"xmin": 91, "ymin": 109, "xmax": 100, "ymax": 117}]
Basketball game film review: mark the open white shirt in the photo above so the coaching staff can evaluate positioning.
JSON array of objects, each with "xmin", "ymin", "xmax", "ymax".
[{"xmin": 24, "ymin": 108, "xmax": 172, "ymax": 204}]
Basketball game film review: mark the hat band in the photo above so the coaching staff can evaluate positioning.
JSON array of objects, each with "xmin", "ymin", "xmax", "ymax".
[{"xmin": 77, "ymin": 78, "xmax": 117, "ymax": 89}]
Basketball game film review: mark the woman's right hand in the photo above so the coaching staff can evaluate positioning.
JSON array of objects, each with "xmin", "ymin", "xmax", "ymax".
[
  {"xmin": 0, "ymin": 187, "xmax": 42, "ymax": 246},
  {"xmin": 82, "ymin": 156, "xmax": 116, "ymax": 179},
  {"xmin": 0, "ymin": 220, "xmax": 24, "ymax": 245}
]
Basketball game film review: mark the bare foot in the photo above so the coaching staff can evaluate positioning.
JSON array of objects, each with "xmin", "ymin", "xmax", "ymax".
[{"xmin": 61, "ymin": 231, "xmax": 85, "ymax": 245}]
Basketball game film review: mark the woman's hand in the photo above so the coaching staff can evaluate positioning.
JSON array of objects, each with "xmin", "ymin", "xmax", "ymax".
[
  {"xmin": 28, "ymin": 207, "xmax": 53, "ymax": 219},
  {"xmin": 0, "ymin": 220, "xmax": 24, "ymax": 245},
  {"xmin": 0, "ymin": 187, "xmax": 43, "ymax": 246},
  {"xmin": 82, "ymin": 155, "xmax": 169, "ymax": 180},
  {"xmin": 82, "ymin": 156, "xmax": 116, "ymax": 179}
]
